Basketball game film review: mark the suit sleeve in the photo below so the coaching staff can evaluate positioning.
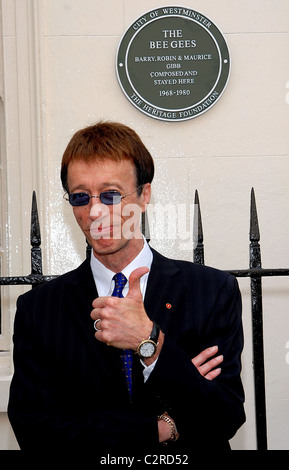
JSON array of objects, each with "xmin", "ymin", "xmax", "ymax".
[{"xmin": 145, "ymin": 273, "xmax": 246, "ymax": 445}]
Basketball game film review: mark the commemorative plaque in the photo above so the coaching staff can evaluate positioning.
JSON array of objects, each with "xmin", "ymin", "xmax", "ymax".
[{"xmin": 116, "ymin": 6, "xmax": 230, "ymax": 121}]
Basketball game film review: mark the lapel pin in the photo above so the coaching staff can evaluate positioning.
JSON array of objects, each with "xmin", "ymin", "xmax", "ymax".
[{"xmin": 166, "ymin": 303, "xmax": 172, "ymax": 309}]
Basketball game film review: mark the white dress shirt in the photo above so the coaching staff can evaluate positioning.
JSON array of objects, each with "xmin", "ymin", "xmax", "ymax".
[{"xmin": 90, "ymin": 237, "xmax": 156, "ymax": 381}]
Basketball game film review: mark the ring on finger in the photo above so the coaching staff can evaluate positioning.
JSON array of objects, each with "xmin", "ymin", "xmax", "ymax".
[{"xmin": 94, "ymin": 319, "xmax": 102, "ymax": 331}]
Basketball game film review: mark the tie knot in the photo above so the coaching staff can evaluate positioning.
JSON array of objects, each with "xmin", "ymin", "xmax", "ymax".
[{"xmin": 112, "ymin": 272, "xmax": 127, "ymax": 297}]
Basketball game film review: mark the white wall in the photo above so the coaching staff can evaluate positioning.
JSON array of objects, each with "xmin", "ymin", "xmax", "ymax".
[{"xmin": 1, "ymin": 0, "xmax": 289, "ymax": 450}]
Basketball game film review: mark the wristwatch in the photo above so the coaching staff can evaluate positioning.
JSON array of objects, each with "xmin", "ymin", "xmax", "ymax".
[{"xmin": 136, "ymin": 322, "xmax": 160, "ymax": 359}]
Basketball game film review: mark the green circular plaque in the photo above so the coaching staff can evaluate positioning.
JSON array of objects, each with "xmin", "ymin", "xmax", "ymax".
[{"xmin": 116, "ymin": 7, "xmax": 230, "ymax": 121}]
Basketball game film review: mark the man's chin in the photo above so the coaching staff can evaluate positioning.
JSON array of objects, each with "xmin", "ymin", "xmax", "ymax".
[{"xmin": 90, "ymin": 237, "xmax": 130, "ymax": 256}]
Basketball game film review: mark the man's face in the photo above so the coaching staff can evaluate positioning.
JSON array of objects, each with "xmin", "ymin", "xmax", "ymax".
[{"xmin": 66, "ymin": 158, "xmax": 151, "ymax": 264}]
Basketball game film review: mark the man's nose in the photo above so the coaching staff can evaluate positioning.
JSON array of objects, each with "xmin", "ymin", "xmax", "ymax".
[{"xmin": 89, "ymin": 201, "xmax": 110, "ymax": 220}]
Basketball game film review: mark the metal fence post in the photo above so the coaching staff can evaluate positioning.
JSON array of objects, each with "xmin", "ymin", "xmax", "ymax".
[{"xmin": 249, "ymin": 188, "xmax": 267, "ymax": 450}]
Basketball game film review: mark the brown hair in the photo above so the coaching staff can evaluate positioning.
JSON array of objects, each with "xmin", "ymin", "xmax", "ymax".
[{"xmin": 61, "ymin": 121, "xmax": 154, "ymax": 194}]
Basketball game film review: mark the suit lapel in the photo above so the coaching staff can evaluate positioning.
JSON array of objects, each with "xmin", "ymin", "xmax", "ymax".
[
  {"xmin": 65, "ymin": 259, "xmax": 126, "ymax": 386},
  {"xmin": 144, "ymin": 248, "xmax": 185, "ymax": 334}
]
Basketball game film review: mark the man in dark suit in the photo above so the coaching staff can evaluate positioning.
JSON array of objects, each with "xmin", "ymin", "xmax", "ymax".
[{"xmin": 8, "ymin": 122, "xmax": 245, "ymax": 454}]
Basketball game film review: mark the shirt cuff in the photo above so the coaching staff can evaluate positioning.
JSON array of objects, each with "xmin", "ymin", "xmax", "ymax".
[{"xmin": 140, "ymin": 357, "xmax": 158, "ymax": 382}]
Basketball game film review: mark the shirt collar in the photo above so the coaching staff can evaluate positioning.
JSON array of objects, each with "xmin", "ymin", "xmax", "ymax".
[{"xmin": 90, "ymin": 237, "xmax": 153, "ymax": 298}]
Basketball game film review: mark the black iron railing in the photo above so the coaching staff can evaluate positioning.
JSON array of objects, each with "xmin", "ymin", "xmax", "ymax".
[
  {"xmin": 0, "ymin": 192, "xmax": 57, "ymax": 287},
  {"xmin": 193, "ymin": 188, "xmax": 289, "ymax": 450},
  {"xmin": 1, "ymin": 189, "xmax": 289, "ymax": 450}
]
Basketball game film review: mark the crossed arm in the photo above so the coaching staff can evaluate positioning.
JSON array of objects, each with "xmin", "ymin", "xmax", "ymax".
[{"xmin": 158, "ymin": 345, "xmax": 224, "ymax": 442}]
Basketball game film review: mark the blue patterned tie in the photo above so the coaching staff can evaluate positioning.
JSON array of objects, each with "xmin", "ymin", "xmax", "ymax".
[{"xmin": 112, "ymin": 273, "xmax": 133, "ymax": 399}]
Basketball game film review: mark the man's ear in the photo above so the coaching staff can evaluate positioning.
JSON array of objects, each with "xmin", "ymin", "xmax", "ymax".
[{"xmin": 140, "ymin": 183, "xmax": 151, "ymax": 211}]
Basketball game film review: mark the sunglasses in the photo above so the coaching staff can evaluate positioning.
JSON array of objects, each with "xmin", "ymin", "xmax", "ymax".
[{"xmin": 64, "ymin": 186, "xmax": 143, "ymax": 207}]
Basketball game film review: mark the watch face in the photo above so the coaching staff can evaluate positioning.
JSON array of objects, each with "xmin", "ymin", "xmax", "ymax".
[{"xmin": 139, "ymin": 340, "xmax": 156, "ymax": 358}]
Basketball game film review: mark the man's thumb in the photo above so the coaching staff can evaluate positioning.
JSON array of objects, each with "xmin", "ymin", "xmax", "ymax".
[{"xmin": 127, "ymin": 267, "xmax": 149, "ymax": 301}]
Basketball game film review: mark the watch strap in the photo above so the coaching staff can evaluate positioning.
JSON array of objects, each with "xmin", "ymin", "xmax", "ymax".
[{"xmin": 149, "ymin": 322, "xmax": 159, "ymax": 343}]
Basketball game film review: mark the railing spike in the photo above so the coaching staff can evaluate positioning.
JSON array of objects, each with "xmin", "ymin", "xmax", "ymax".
[
  {"xmin": 194, "ymin": 190, "xmax": 203, "ymax": 244},
  {"xmin": 193, "ymin": 190, "xmax": 204, "ymax": 265},
  {"xmin": 30, "ymin": 191, "xmax": 43, "ymax": 277},
  {"xmin": 250, "ymin": 187, "xmax": 260, "ymax": 243},
  {"xmin": 142, "ymin": 210, "xmax": 150, "ymax": 243},
  {"xmin": 250, "ymin": 188, "xmax": 261, "ymax": 269},
  {"xmin": 30, "ymin": 190, "xmax": 41, "ymax": 247}
]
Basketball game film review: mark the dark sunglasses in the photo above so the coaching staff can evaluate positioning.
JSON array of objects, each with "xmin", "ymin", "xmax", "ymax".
[{"xmin": 64, "ymin": 186, "xmax": 143, "ymax": 207}]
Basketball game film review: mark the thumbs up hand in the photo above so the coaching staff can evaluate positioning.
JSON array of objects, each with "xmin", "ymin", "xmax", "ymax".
[
  {"xmin": 91, "ymin": 267, "xmax": 154, "ymax": 351},
  {"xmin": 126, "ymin": 267, "xmax": 149, "ymax": 301}
]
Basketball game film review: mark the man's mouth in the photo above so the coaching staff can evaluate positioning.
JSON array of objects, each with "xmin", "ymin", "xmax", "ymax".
[{"xmin": 90, "ymin": 220, "xmax": 121, "ymax": 239}]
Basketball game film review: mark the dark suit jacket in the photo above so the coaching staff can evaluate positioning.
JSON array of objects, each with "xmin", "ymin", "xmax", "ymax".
[{"xmin": 8, "ymin": 248, "xmax": 245, "ymax": 453}]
